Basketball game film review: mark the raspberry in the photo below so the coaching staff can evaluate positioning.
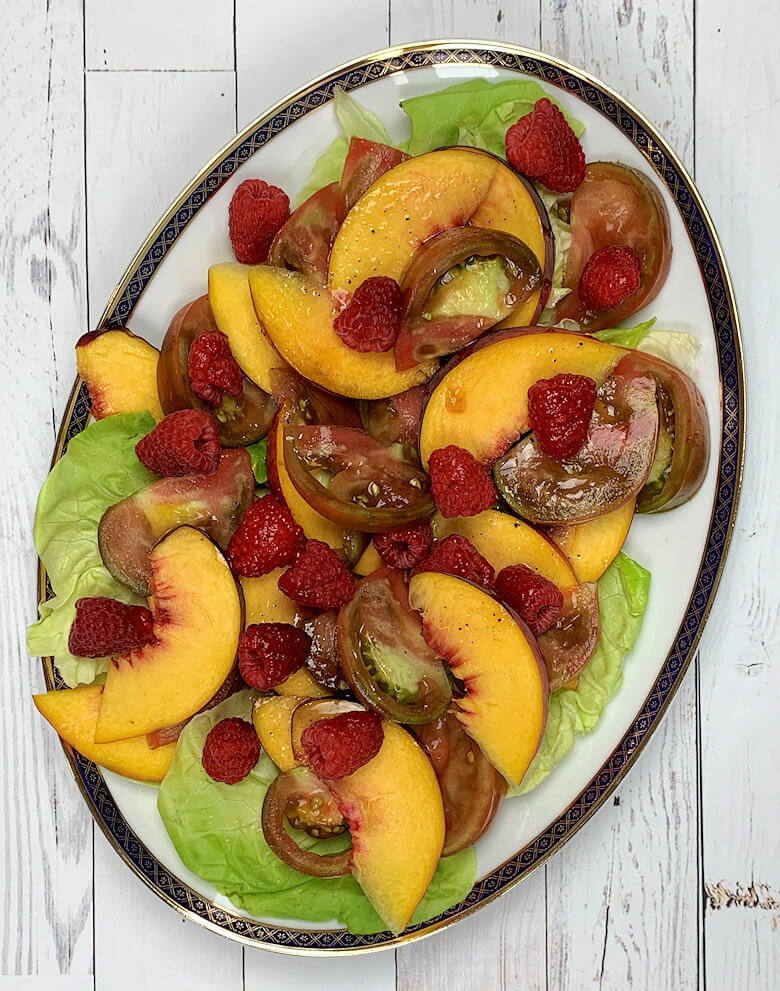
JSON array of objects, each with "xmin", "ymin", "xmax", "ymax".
[
  {"xmin": 301, "ymin": 711, "xmax": 383, "ymax": 780},
  {"xmin": 201, "ymin": 717, "xmax": 260, "ymax": 784},
  {"xmin": 578, "ymin": 245, "xmax": 642, "ymax": 312},
  {"xmin": 68, "ymin": 597, "xmax": 154, "ymax": 658},
  {"xmin": 411, "ymin": 534, "xmax": 495, "ymax": 591},
  {"xmin": 334, "ymin": 276, "xmax": 402, "ymax": 353},
  {"xmin": 505, "ymin": 98, "xmax": 585, "ymax": 193},
  {"xmin": 496, "ymin": 565, "xmax": 563, "ymax": 637},
  {"xmin": 188, "ymin": 330, "xmax": 243, "ymax": 406},
  {"xmin": 428, "ymin": 445, "xmax": 496, "ymax": 518},
  {"xmin": 528, "ymin": 373, "xmax": 597, "ymax": 460},
  {"xmin": 227, "ymin": 495, "xmax": 304, "ymax": 577},
  {"xmin": 135, "ymin": 409, "xmax": 222, "ymax": 476},
  {"xmin": 229, "ymin": 178, "xmax": 290, "ymax": 265},
  {"xmin": 373, "ymin": 520, "xmax": 433, "ymax": 569},
  {"xmin": 237, "ymin": 623, "xmax": 311, "ymax": 690},
  {"xmin": 278, "ymin": 539, "xmax": 355, "ymax": 609}
]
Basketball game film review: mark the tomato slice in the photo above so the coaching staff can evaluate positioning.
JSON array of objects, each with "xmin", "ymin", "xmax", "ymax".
[
  {"xmin": 283, "ymin": 424, "xmax": 433, "ymax": 533},
  {"xmin": 357, "ymin": 384, "xmax": 427, "ymax": 448},
  {"xmin": 414, "ymin": 712, "xmax": 506, "ymax": 856},
  {"xmin": 302, "ymin": 610, "xmax": 350, "ymax": 692},
  {"xmin": 268, "ymin": 366, "xmax": 363, "ymax": 430},
  {"xmin": 340, "ymin": 137, "xmax": 409, "ymax": 209},
  {"xmin": 395, "ymin": 227, "xmax": 542, "ymax": 371},
  {"xmin": 493, "ymin": 354, "xmax": 660, "ymax": 525},
  {"xmin": 537, "ymin": 583, "xmax": 600, "ymax": 691},
  {"xmin": 555, "ymin": 163, "xmax": 672, "ymax": 332},
  {"xmin": 337, "ymin": 568, "xmax": 452, "ymax": 724},
  {"xmin": 268, "ymin": 182, "xmax": 347, "ymax": 285}
]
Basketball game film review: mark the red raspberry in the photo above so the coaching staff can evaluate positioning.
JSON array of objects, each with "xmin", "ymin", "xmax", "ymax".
[
  {"xmin": 68, "ymin": 597, "xmax": 154, "ymax": 658},
  {"xmin": 188, "ymin": 331, "xmax": 243, "ymax": 406},
  {"xmin": 578, "ymin": 245, "xmax": 642, "ymax": 312},
  {"xmin": 135, "ymin": 409, "xmax": 222, "ymax": 476},
  {"xmin": 505, "ymin": 98, "xmax": 585, "ymax": 193},
  {"xmin": 428, "ymin": 445, "xmax": 496, "ymax": 518},
  {"xmin": 237, "ymin": 623, "xmax": 311, "ymax": 690},
  {"xmin": 301, "ymin": 711, "xmax": 383, "ymax": 780},
  {"xmin": 411, "ymin": 534, "xmax": 495, "ymax": 591},
  {"xmin": 496, "ymin": 565, "xmax": 563, "ymax": 637},
  {"xmin": 334, "ymin": 276, "xmax": 402, "ymax": 353},
  {"xmin": 228, "ymin": 178, "xmax": 290, "ymax": 264},
  {"xmin": 528, "ymin": 373, "xmax": 597, "ymax": 460},
  {"xmin": 373, "ymin": 520, "xmax": 433, "ymax": 569},
  {"xmin": 227, "ymin": 495, "xmax": 304, "ymax": 577},
  {"xmin": 201, "ymin": 717, "xmax": 260, "ymax": 784},
  {"xmin": 278, "ymin": 539, "xmax": 355, "ymax": 609}
]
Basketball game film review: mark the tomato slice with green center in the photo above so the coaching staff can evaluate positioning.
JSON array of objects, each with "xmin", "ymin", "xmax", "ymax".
[
  {"xmin": 337, "ymin": 567, "xmax": 452, "ymax": 724},
  {"xmin": 283, "ymin": 424, "xmax": 433, "ymax": 533},
  {"xmin": 414, "ymin": 712, "xmax": 506, "ymax": 856}
]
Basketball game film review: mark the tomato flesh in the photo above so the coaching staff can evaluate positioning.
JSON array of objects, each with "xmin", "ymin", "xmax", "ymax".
[
  {"xmin": 340, "ymin": 137, "xmax": 409, "ymax": 209},
  {"xmin": 268, "ymin": 182, "xmax": 347, "ymax": 284},
  {"xmin": 537, "ymin": 583, "xmax": 600, "ymax": 691}
]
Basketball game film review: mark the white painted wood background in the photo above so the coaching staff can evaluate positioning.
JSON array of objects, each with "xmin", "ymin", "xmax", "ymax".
[{"xmin": 1, "ymin": 0, "xmax": 777, "ymax": 987}]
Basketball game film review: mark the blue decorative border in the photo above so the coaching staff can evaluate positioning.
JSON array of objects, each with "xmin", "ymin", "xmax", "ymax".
[{"xmin": 46, "ymin": 45, "xmax": 742, "ymax": 951}]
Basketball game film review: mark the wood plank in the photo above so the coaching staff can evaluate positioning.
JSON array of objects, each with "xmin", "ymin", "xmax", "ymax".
[
  {"xmin": 85, "ymin": 0, "xmax": 234, "ymax": 71},
  {"xmin": 0, "ymin": 0, "xmax": 94, "ymax": 978},
  {"xmin": 235, "ymin": 0, "xmax": 389, "ymax": 128},
  {"xmin": 84, "ymin": 67, "xmax": 243, "ymax": 990},
  {"xmin": 695, "ymin": 0, "xmax": 780, "ymax": 985},
  {"xmin": 244, "ymin": 949, "xmax": 396, "ymax": 990},
  {"xmin": 389, "ymin": 0, "xmax": 540, "ymax": 47},
  {"xmin": 540, "ymin": 3, "xmax": 700, "ymax": 989}
]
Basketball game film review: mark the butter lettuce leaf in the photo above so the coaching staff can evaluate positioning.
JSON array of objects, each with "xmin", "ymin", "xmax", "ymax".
[
  {"xmin": 26, "ymin": 412, "xmax": 156, "ymax": 686},
  {"xmin": 245, "ymin": 437, "xmax": 267, "ymax": 485},
  {"xmin": 593, "ymin": 317, "xmax": 657, "ymax": 349},
  {"xmin": 594, "ymin": 320, "xmax": 702, "ymax": 377},
  {"xmin": 518, "ymin": 552, "xmax": 651, "ymax": 793},
  {"xmin": 158, "ymin": 691, "xmax": 475, "ymax": 934}
]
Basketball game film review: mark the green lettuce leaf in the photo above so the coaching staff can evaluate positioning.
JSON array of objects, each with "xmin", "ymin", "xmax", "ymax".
[
  {"xmin": 401, "ymin": 78, "xmax": 584, "ymax": 158},
  {"xmin": 593, "ymin": 317, "xmax": 657, "ymax": 348},
  {"xmin": 295, "ymin": 87, "xmax": 395, "ymax": 205},
  {"xmin": 158, "ymin": 691, "xmax": 475, "ymax": 934},
  {"xmin": 26, "ymin": 412, "xmax": 156, "ymax": 686},
  {"xmin": 517, "ymin": 552, "xmax": 651, "ymax": 793},
  {"xmin": 245, "ymin": 438, "xmax": 267, "ymax": 485}
]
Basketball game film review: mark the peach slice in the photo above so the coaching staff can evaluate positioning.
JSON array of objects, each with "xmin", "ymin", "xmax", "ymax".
[
  {"xmin": 76, "ymin": 328, "xmax": 163, "ymax": 421},
  {"xmin": 99, "ymin": 449, "xmax": 254, "ymax": 597},
  {"xmin": 328, "ymin": 148, "xmax": 499, "ymax": 291},
  {"xmin": 33, "ymin": 685, "xmax": 175, "ymax": 782},
  {"xmin": 353, "ymin": 542, "xmax": 382, "ymax": 576},
  {"xmin": 208, "ymin": 262, "xmax": 287, "ymax": 393},
  {"xmin": 94, "ymin": 527, "xmax": 243, "ymax": 742},
  {"xmin": 548, "ymin": 500, "xmax": 635, "ymax": 583},
  {"xmin": 408, "ymin": 571, "xmax": 548, "ymax": 787},
  {"xmin": 419, "ymin": 329, "xmax": 622, "ymax": 467},
  {"xmin": 253, "ymin": 695, "xmax": 300, "ymax": 772},
  {"xmin": 324, "ymin": 720, "xmax": 445, "ymax": 934},
  {"xmin": 431, "ymin": 509, "xmax": 576, "ymax": 588},
  {"xmin": 248, "ymin": 266, "xmax": 436, "ymax": 399}
]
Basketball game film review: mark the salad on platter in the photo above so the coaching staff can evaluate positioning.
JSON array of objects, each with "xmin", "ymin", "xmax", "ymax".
[{"xmin": 28, "ymin": 78, "xmax": 710, "ymax": 936}]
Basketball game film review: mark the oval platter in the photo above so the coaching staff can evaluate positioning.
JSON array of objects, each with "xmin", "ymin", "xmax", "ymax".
[{"xmin": 39, "ymin": 40, "xmax": 744, "ymax": 954}]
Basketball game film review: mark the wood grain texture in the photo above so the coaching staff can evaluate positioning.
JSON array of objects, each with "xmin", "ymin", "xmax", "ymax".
[
  {"xmin": 695, "ymin": 0, "xmax": 780, "ymax": 985},
  {"xmin": 389, "ymin": 0, "xmax": 540, "ymax": 46},
  {"xmin": 0, "ymin": 0, "xmax": 93, "ymax": 978}
]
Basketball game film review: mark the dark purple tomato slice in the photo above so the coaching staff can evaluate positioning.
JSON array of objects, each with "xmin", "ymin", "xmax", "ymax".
[
  {"xmin": 267, "ymin": 182, "xmax": 347, "ymax": 285},
  {"xmin": 414, "ymin": 711, "xmax": 506, "ymax": 856},
  {"xmin": 337, "ymin": 567, "xmax": 451, "ymax": 724},
  {"xmin": 493, "ymin": 354, "xmax": 660, "ymax": 525},
  {"xmin": 357, "ymin": 384, "xmax": 427, "ymax": 448},
  {"xmin": 261, "ymin": 767, "xmax": 351, "ymax": 877},
  {"xmin": 340, "ymin": 137, "xmax": 409, "ymax": 210},
  {"xmin": 537, "ymin": 583, "xmax": 600, "ymax": 691},
  {"xmin": 283, "ymin": 424, "xmax": 433, "ymax": 533},
  {"xmin": 267, "ymin": 366, "xmax": 363, "ymax": 430},
  {"xmin": 555, "ymin": 162, "xmax": 672, "ymax": 332},
  {"xmin": 395, "ymin": 226, "xmax": 542, "ymax": 371},
  {"xmin": 303, "ymin": 610, "xmax": 350, "ymax": 693}
]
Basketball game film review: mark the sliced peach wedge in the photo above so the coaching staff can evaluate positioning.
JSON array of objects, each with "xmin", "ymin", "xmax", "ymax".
[
  {"xmin": 33, "ymin": 684, "xmax": 176, "ymax": 782},
  {"xmin": 248, "ymin": 265, "xmax": 437, "ymax": 399},
  {"xmin": 419, "ymin": 329, "xmax": 623, "ymax": 468},
  {"xmin": 94, "ymin": 526, "xmax": 243, "ymax": 743},
  {"xmin": 208, "ymin": 262, "xmax": 287, "ymax": 393},
  {"xmin": 76, "ymin": 328, "xmax": 163, "ymax": 421},
  {"xmin": 408, "ymin": 571, "xmax": 548, "ymax": 787},
  {"xmin": 548, "ymin": 500, "xmax": 635, "ymax": 584}
]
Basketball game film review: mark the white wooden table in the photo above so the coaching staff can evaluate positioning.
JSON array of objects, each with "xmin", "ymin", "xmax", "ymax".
[{"xmin": 2, "ymin": 1, "xmax": 777, "ymax": 988}]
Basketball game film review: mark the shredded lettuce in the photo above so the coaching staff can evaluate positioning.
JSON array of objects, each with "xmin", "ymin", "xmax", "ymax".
[
  {"xmin": 27, "ymin": 412, "xmax": 156, "ymax": 686},
  {"xmin": 295, "ymin": 87, "xmax": 395, "ymax": 205},
  {"xmin": 536, "ymin": 186, "xmax": 574, "ymax": 322},
  {"xmin": 158, "ymin": 691, "xmax": 475, "ymax": 934},
  {"xmin": 400, "ymin": 78, "xmax": 584, "ymax": 158},
  {"xmin": 516, "ymin": 553, "xmax": 651, "ymax": 793},
  {"xmin": 245, "ymin": 437, "xmax": 267, "ymax": 485}
]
